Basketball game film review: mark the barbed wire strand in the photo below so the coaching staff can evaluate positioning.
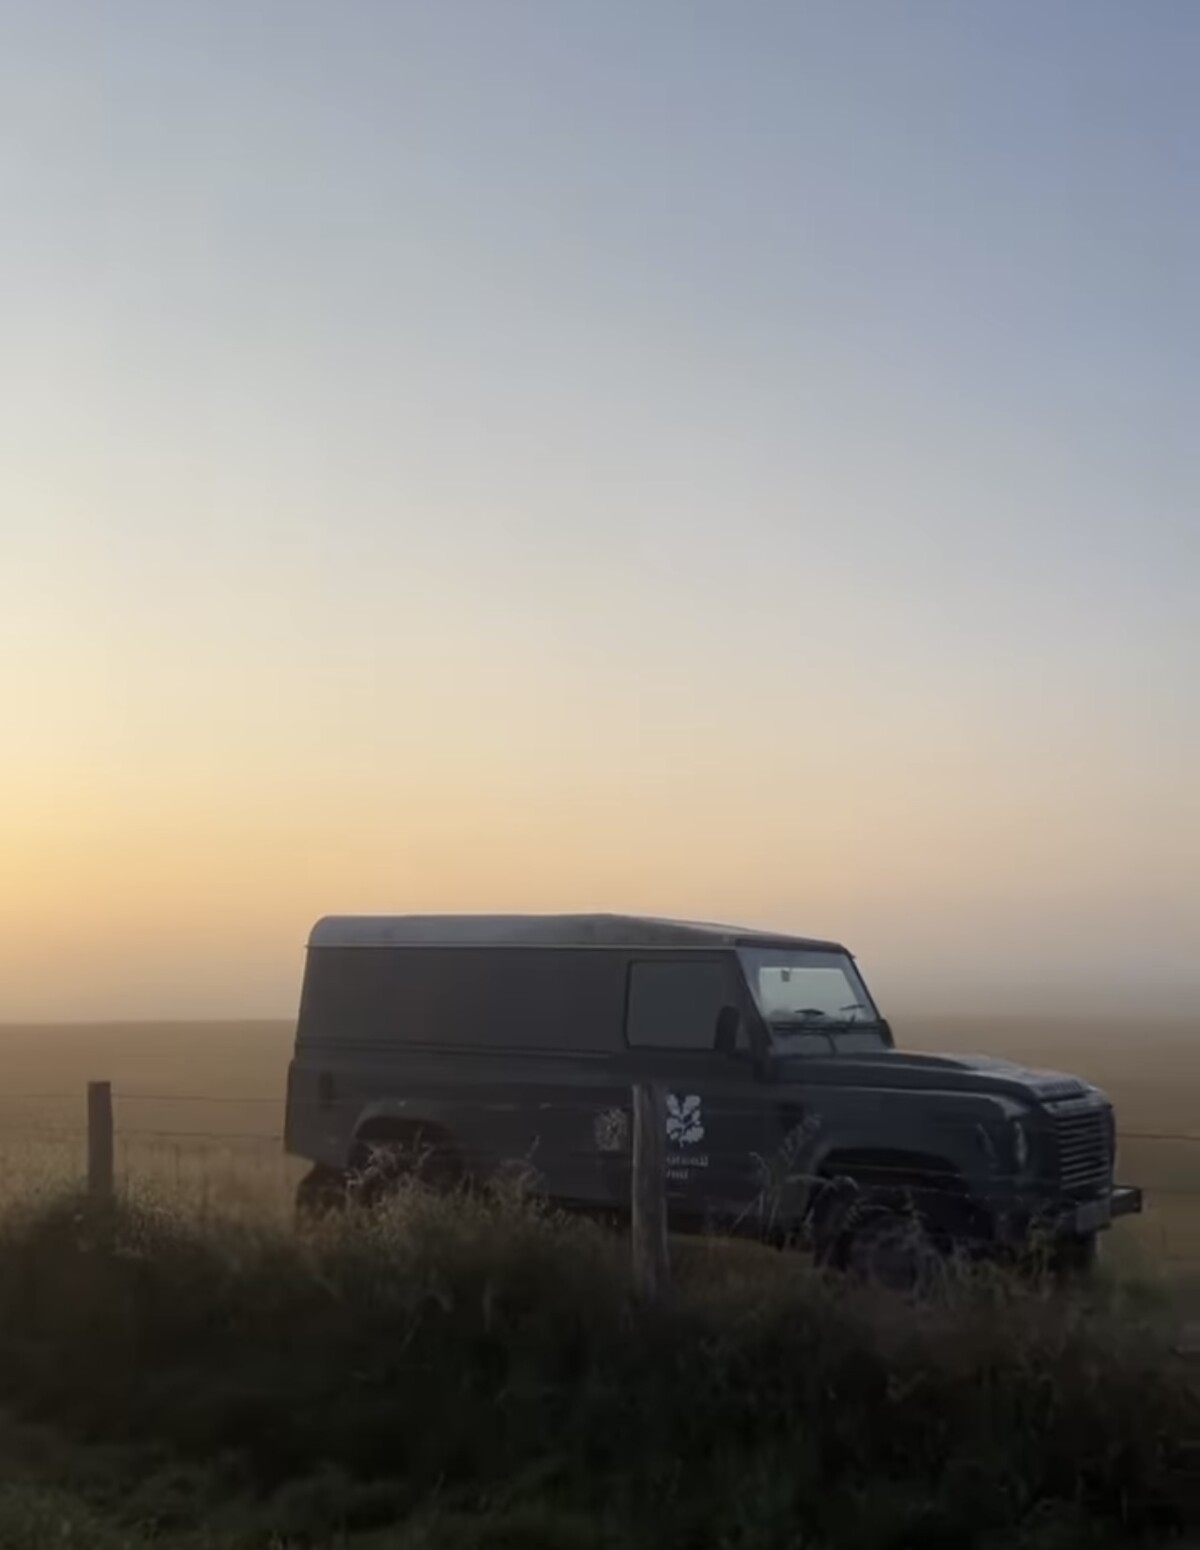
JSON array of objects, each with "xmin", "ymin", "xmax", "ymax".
[{"xmin": 2, "ymin": 1089, "xmax": 1200, "ymax": 1146}]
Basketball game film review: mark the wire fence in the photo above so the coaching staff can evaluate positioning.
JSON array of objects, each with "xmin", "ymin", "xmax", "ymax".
[{"xmin": 0, "ymin": 1088, "xmax": 1197, "ymax": 1272}]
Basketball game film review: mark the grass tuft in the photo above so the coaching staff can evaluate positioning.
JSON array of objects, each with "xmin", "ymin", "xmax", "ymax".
[{"xmin": 0, "ymin": 1185, "xmax": 1195, "ymax": 1548}]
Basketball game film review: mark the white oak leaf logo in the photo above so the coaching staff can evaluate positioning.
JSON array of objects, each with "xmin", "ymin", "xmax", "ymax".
[{"xmin": 666, "ymin": 1093, "xmax": 704, "ymax": 1146}]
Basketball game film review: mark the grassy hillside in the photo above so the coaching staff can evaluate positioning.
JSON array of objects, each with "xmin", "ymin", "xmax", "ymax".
[{"xmin": 0, "ymin": 1184, "xmax": 1196, "ymax": 1550}]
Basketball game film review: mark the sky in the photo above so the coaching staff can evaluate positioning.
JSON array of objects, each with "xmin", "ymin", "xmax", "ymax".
[{"xmin": 0, "ymin": 0, "xmax": 1196, "ymax": 1020}]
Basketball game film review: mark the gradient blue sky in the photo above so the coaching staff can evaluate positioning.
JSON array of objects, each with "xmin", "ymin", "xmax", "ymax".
[{"xmin": 1, "ymin": 1, "xmax": 1196, "ymax": 1018}]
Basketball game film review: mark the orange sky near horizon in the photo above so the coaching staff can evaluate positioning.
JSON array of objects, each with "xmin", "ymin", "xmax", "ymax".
[{"xmin": 1, "ymin": 2, "xmax": 1195, "ymax": 1020}]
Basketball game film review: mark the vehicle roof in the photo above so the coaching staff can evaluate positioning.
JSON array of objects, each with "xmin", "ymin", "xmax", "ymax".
[{"xmin": 307, "ymin": 913, "xmax": 846, "ymax": 953}]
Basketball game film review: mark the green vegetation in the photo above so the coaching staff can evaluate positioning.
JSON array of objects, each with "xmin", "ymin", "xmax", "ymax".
[{"xmin": 0, "ymin": 1183, "xmax": 1195, "ymax": 1549}]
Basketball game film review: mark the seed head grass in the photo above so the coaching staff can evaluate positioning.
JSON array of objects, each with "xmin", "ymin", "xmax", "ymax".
[{"xmin": 0, "ymin": 1179, "xmax": 1196, "ymax": 1548}]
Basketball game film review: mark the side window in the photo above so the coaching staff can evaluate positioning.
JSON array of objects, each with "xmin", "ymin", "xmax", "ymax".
[{"xmin": 625, "ymin": 959, "xmax": 729, "ymax": 1049}]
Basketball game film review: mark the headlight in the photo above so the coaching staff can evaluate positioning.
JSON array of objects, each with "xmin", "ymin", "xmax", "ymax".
[{"xmin": 1011, "ymin": 1117, "xmax": 1030, "ymax": 1171}]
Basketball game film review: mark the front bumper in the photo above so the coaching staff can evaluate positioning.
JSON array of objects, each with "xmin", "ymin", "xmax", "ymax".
[{"xmin": 1063, "ymin": 1184, "xmax": 1143, "ymax": 1237}]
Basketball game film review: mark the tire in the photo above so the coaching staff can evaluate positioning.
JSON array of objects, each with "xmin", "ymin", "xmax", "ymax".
[
  {"xmin": 348, "ymin": 1133, "xmax": 462, "ymax": 1207},
  {"xmin": 834, "ymin": 1202, "xmax": 946, "ymax": 1292},
  {"xmin": 295, "ymin": 1164, "xmax": 350, "ymax": 1221}
]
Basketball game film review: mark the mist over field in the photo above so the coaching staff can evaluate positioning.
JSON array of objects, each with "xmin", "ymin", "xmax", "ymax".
[{"xmin": 0, "ymin": 1007, "xmax": 1196, "ymax": 1275}]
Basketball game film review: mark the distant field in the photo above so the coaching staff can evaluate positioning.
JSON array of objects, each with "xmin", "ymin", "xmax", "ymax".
[
  {"xmin": 904, "ymin": 1012, "xmax": 1200, "ymax": 1274},
  {"xmin": 0, "ymin": 1020, "xmax": 297, "ymax": 1215},
  {"xmin": 0, "ymin": 1012, "xmax": 1196, "ymax": 1270}
]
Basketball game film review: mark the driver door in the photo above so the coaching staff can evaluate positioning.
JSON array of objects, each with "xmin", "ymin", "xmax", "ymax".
[{"xmin": 623, "ymin": 956, "xmax": 768, "ymax": 1230}]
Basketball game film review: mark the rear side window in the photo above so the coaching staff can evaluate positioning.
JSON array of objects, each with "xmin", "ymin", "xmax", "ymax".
[
  {"xmin": 625, "ymin": 959, "xmax": 729, "ymax": 1049},
  {"xmin": 296, "ymin": 946, "xmax": 627, "ymax": 1050}
]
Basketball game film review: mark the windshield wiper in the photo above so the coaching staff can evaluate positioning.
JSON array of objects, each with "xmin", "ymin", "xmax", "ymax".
[
  {"xmin": 773, "ymin": 1002, "xmax": 875, "ymax": 1024},
  {"xmin": 771, "ymin": 1005, "xmax": 881, "ymax": 1032}
]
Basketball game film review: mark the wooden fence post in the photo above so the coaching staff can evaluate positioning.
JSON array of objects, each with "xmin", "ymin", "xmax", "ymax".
[
  {"xmin": 87, "ymin": 1081, "xmax": 114, "ymax": 1200},
  {"xmin": 631, "ymin": 1082, "xmax": 670, "ymax": 1301}
]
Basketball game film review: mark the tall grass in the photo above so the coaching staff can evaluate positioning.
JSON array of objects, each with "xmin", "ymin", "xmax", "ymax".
[{"xmin": 0, "ymin": 1183, "xmax": 1195, "ymax": 1549}]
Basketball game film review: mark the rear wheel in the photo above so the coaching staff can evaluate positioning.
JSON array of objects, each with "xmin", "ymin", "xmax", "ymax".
[
  {"xmin": 348, "ymin": 1130, "xmax": 463, "ymax": 1206},
  {"xmin": 295, "ymin": 1163, "xmax": 350, "ymax": 1220}
]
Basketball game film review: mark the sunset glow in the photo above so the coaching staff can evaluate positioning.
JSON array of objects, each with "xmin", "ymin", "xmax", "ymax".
[{"xmin": 1, "ymin": 2, "xmax": 1195, "ymax": 1019}]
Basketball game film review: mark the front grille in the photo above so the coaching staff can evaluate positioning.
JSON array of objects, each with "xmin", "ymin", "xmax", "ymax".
[{"xmin": 1048, "ymin": 1099, "xmax": 1112, "ymax": 1193}]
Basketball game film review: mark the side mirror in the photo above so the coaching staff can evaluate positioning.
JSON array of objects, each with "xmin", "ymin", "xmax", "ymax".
[{"xmin": 714, "ymin": 1004, "xmax": 743, "ymax": 1057}]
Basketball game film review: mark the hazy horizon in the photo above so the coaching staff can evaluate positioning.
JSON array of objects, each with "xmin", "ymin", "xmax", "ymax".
[
  {"xmin": 2, "ymin": 2, "xmax": 1196, "ymax": 1022},
  {"xmin": 2, "ymin": 1001, "xmax": 1198, "ymax": 1029}
]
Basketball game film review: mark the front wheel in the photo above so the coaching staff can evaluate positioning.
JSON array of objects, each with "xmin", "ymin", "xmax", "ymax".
[{"xmin": 834, "ymin": 1203, "xmax": 946, "ymax": 1292}]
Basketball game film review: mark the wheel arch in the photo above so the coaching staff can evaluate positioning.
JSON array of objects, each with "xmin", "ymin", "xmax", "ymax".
[
  {"xmin": 811, "ymin": 1144, "xmax": 986, "ymax": 1246},
  {"xmin": 348, "ymin": 1105, "xmax": 466, "ymax": 1180},
  {"xmin": 817, "ymin": 1144, "xmax": 969, "ymax": 1194}
]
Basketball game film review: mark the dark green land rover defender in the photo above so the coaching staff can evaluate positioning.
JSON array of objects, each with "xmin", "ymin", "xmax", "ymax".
[{"xmin": 285, "ymin": 915, "xmax": 1142, "ymax": 1274}]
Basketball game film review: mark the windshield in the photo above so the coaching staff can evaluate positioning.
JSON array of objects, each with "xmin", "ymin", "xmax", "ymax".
[{"xmin": 737, "ymin": 948, "xmax": 880, "ymax": 1033}]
